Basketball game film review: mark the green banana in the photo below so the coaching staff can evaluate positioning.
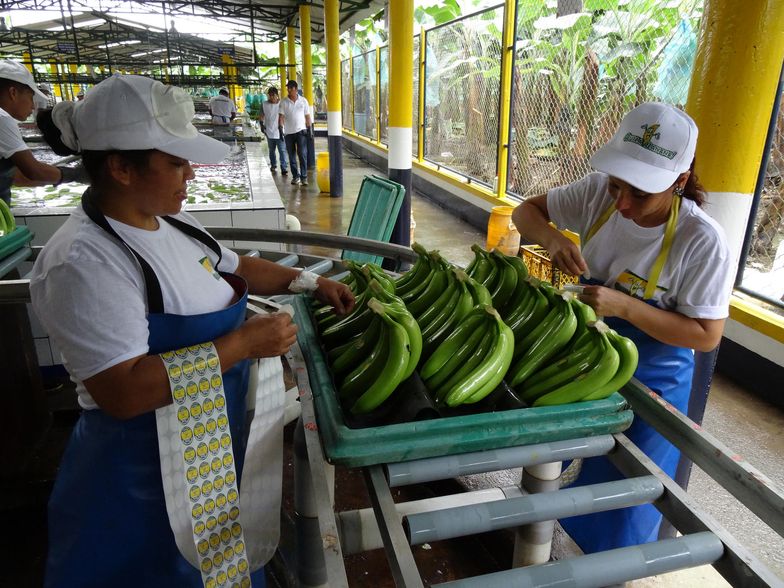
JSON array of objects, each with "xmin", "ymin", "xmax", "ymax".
[
  {"xmin": 434, "ymin": 318, "xmax": 496, "ymax": 402},
  {"xmin": 406, "ymin": 254, "xmax": 451, "ymax": 316},
  {"xmin": 320, "ymin": 291, "xmax": 375, "ymax": 347},
  {"xmin": 514, "ymin": 299, "xmax": 564, "ymax": 357},
  {"xmin": 508, "ymin": 284, "xmax": 550, "ymax": 341},
  {"xmin": 462, "ymin": 269, "xmax": 493, "ymax": 306},
  {"xmin": 350, "ymin": 301, "xmax": 412, "ymax": 414},
  {"xmin": 380, "ymin": 300, "xmax": 422, "ymax": 379},
  {"xmin": 522, "ymin": 333, "xmax": 600, "ymax": 389},
  {"xmin": 443, "ymin": 307, "xmax": 514, "ymax": 407},
  {"xmin": 466, "ymin": 244, "xmax": 493, "ymax": 283},
  {"xmin": 533, "ymin": 329, "xmax": 620, "ymax": 406},
  {"xmin": 581, "ymin": 330, "xmax": 639, "ymax": 401},
  {"xmin": 507, "ymin": 294, "xmax": 578, "ymax": 387},
  {"xmin": 419, "ymin": 281, "xmax": 461, "ymax": 342},
  {"xmin": 500, "ymin": 277, "xmax": 534, "ymax": 323},
  {"xmin": 520, "ymin": 338, "xmax": 604, "ymax": 401},
  {"xmin": 420, "ymin": 279, "xmax": 474, "ymax": 359},
  {"xmin": 363, "ymin": 263, "xmax": 396, "ymax": 294},
  {"xmin": 489, "ymin": 251, "xmax": 519, "ymax": 309},
  {"xmin": 395, "ymin": 243, "xmax": 431, "ymax": 295},
  {"xmin": 330, "ymin": 315, "xmax": 383, "ymax": 377},
  {"xmin": 337, "ymin": 315, "xmax": 390, "ymax": 405},
  {"xmin": 0, "ymin": 199, "xmax": 15, "ymax": 236},
  {"xmin": 505, "ymin": 253, "xmax": 529, "ymax": 282},
  {"xmin": 480, "ymin": 260, "xmax": 500, "ymax": 293},
  {"xmin": 366, "ymin": 279, "xmax": 404, "ymax": 306},
  {"xmin": 421, "ymin": 307, "xmax": 488, "ymax": 383},
  {"xmin": 413, "ymin": 269, "xmax": 457, "ymax": 327},
  {"xmin": 400, "ymin": 253, "xmax": 441, "ymax": 304}
]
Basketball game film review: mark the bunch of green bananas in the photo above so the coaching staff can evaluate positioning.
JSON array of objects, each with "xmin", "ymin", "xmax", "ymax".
[
  {"xmin": 331, "ymin": 297, "xmax": 421, "ymax": 414},
  {"xmin": 519, "ymin": 320, "xmax": 639, "ymax": 406},
  {"xmin": 465, "ymin": 244, "xmax": 529, "ymax": 310},
  {"xmin": 420, "ymin": 305, "xmax": 514, "ymax": 407},
  {"xmin": 0, "ymin": 199, "xmax": 16, "ymax": 237},
  {"xmin": 505, "ymin": 290, "xmax": 578, "ymax": 387}
]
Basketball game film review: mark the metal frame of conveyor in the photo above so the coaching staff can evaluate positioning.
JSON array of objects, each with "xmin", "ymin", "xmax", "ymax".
[{"xmin": 2, "ymin": 230, "xmax": 783, "ymax": 588}]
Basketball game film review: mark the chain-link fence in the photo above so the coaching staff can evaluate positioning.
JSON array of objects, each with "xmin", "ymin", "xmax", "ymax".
[
  {"xmin": 312, "ymin": 66, "xmax": 327, "ymax": 122},
  {"xmin": 508, "ymin": 0, "xmax": 701, "ymax": 197},
  {"xmin": 341, "ymin": 58, "xmax": 351, "ymax": 131},
  {"xmin": 423, "ymin": 5, "xmax": 503, "ymax": 187},
  {"xmin": 413, "ymin": 34, "xmax": 421, "ymax": 156},
  {"xmin": 740, "ymin": 92, "xmax": 784, "ymax": 305},
  {"xmin": 379, "ymin": 46, "xmax": 389, "ymax": 144},
  {"xmin": 352, "ymin": 50, "xmax": 377, "ymax": 140}
]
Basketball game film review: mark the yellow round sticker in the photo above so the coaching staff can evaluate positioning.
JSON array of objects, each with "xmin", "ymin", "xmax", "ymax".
[
  {"xmin": 224, "ymin": 545, "xmax": 235, "ymax": 562},
  {"xmin": 188, "ymin": 344, "xmax": 201, "ymax": 355},
  {"xmin": 180, "ymin": 427, "xmax": 193, "ymax": 446},
  {"xmin": 173, "ymin": 385, "xmax": 186, "ymax": 404},
  {"xmin": 214, "ymin": 394, "xmax": 226, "ymax": 410},
  {"xmin": 184, "ymin": 447, "xmax": 197, "ymax": 464},
  {"xmin": 225, "ymin": 471, "xmax": 236, "ymax": 486},
  {"xmin": 201, "ymin": 342, "xmax": 213, "ymax": 351},
  {"xmin": 197, "ymin": 442, "xmax": 209, "ymax": 459},
  {"xmin": 217, "ymin": 511, "xmax": 228, "ymax": 526},
  {"xmin": 177, "ymin": 406, "xmax": 190, "ymax": 425},
  {"xmin": 222, "ymin": 453, "xmax": 234, "ymax": 469},
  {"xmin": 175, "ymin": 347, "xmax": 189, "ymax": 358},
  {"xmin": 209, "ymin": 532, "xmax": 221, "ymax": 549},
  {"xmin": 193, "ymin": 422, "xmax": 206, "ymax": 441},
  {"xmin": 205, "ymin": 578, "xmax": 216, "ymax": 588},
  {"xmin": 213, "ymin": 553, "xmax": 224, "ymax": 569},
  {"xmin": 189, "ymin": 485, "xmax": 201, "ymax": 501},
  {"xmin": 167, "ymin": 364, "xmax": 182, "ymax": 383},
  {"xmin": 199, "ymin": 462, "xmax": 211, "ymax": 479},
  {"xmin": 203, "ymin": 398, "xmax": 214, "ymax": 416},
  {"xmin": 206, "ymin": 515, "xmax": 217, "ymax": 530},
  {"xmin": 206, "ymin": 418, "xmax": 217, "ymax": 435},
  {"xmin": 186, "ymin": 382, "xmax": 199, "ymax": 399},
  {"xmin": 213, "ymin": 475, "xmax": 225, "ymax": 491},
  {"xmin": 229, "ymin": 506, "xmax": 240, "ymax": 521},
  {"xmin": 235, "ymin": 542, "xmax": 246, "ymax": 556},
  {"xmin": 217, "ymin": 414, "xmax": 229, "ymax": 431},
  {"xmin": 227, "ymin": 563, "xmax": 237, "ymax": 579},
  {"xmin": 182, "ymin": 360, "xmax": 194, "ymax": 378},
  {"xmin": 215, "ymin": 493, "xmax": 227, "ymax": 509},
  {"xmin": 197, "ymin": 538, "xmax": 209, "ymax": 555},
  {"xmin": 190, "ymin": 402, "xmax": 202, "ymax": 420},
  {"xmin": 200, "ymin": 558, "xmax": 213, "ymax": 574},
  {"xmin": 194, "ymin": 521, "xmax": 206, "ymax": 537},
  {"xmin": 216, "ymin": 570, "xmax": 227, "ymax": 586},
  {"xmin": 209, "ymin": 438, "xmax": 220, "ymax": 455},
  {"xmin": 240, "ymin": 575, "xmax": 250, "ymax": 588},
  {"xmin": 186, "ymin": 466, "xmax": 199, "ymax": 483},
  {"xmin": 191, "ymin": 503, "xmax": 203, "ymax": 519},
  {"xmin": 204, "ymin": 499, "xmax": 216, "ymax": 515},
  {"xmin": 206, "ymin": 353, "xmax": 219, "ymax": 371},
  {"xmin": 211, "ymin": 457, "xmax": 222, "ymax": 473},
  {"xmin": 220, "ymin": 527, "xmax": 231, "ymax": 545},
  {"xmin": 227, "ymin": 488, "xmax": 238, "ymax": 504},
  {"xmin": 199, "ymin": 378, "xmax": 211, "ymax": 394},
  {"xmin": 210, "ymin": 374, "xmax": 222, "ymax": 391},
  {"xmin": 231, "ymin": 522, "xmax": 243, "ymax": 538},
  {"xmin": 201, "ymin": 480, "xmax": 213, "ymax": 497},
  {"xmin": 161, "ymin": 351, "xmax": 176, "ymax": 363}
]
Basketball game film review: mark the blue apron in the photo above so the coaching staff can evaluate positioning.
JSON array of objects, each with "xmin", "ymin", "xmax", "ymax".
[
  {"xmin": 45, "ymin": 192, "xmax": 266, "ymax": 587},
  {"xmin": 560, "ymin": 196, "xmax": 693, "ymax": 553}
]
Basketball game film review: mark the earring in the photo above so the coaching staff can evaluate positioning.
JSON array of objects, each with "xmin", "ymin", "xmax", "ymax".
[{"xmin": 673, "ymin": 185, "xmax": 684, "ymax": 197}]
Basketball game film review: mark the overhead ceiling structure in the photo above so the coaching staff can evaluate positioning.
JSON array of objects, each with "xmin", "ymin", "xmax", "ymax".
[{"xmin": 0, "ymin": 0, "xmax": 385, "ymax": 86}]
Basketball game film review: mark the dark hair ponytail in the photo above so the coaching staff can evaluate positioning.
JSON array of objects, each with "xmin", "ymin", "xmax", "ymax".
[
  {"xmin": 36, "ymin": 108, "xmax": 79, "ymax": 157},
  {"xmin": 682, "ymin": 159, "xmax": 706, "ymax": 207}
]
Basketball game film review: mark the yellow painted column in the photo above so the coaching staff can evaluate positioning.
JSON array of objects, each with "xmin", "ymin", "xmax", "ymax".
[
  {"xmin": 69, "ymin": 63, "xmax": 79, "ymax": 99},
  {"xmin": 286, "ymin": 26, "xmax": 297, "ymax": 83},
  {"xmin": 299, "ymin": 5, "xmax": 313, "ymax": 104},
  {"xmin": 685, "ymin": 0, "xmax": 784, "ymax": 274},
  {"xmin": 221, "ymin": 54, "xmax": 243, "ymax": 113},
  {"xmin": 325, "ymin": 0, "xmax": 343, "ymax": 196},
  {"xmin": 278, "ymin": 41, "xmax": 286, "ymax": 91},
  {"xmin": 22, "ymin": 52, "xmax": 33, "ymax": 74},
  {"xmin": 495, "ymin": 0, "xmax": 516, "ymax": 199},
  {"xmin": 417, "ymin": 27, "xmax": 425, "ymax": 162},
  {"xmin": 388, "ymin": 0, "xmax": 414, "ymax": 247},
  {"xmin": 50, "ymin": 61, "xmax": 64, "ymax": 99}
]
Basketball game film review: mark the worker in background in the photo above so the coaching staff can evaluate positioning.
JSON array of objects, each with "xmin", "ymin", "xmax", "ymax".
[
  {"xmin": 209, "ymin": 86, "xmax": 236, "ymax": 127},
  {"xmin": 260, "ymin": 86, "xmax": 288, "ymax": 176},
  {"xmin": 76, "ymin": 89, "xmax": 84, "ymax": 101},
  {"xmin": 512, "ymin": 102, "xmax": 732, "ymax": 552},
  {"xmin": 278, "ymin": 80, "xmax": 312, "ymax": 187},
  {"xmin": 38, "ymin": 83, "xmax": 56, "ymax": 108},
  {"xmin": 0, "ymin": 59, "xmax": 86, "ymax": 205}
]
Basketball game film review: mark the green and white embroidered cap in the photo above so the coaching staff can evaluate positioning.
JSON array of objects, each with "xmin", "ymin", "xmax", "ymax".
[
  {"xmin": 68, "ymin": 74, "xmax": 229, "ymax": 164},
  {"xmin": 590, "ymin": 102, "xmax": 698, "ymax": 194}
]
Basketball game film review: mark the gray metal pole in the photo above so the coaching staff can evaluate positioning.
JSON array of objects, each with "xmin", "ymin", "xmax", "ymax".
[
  {"xmin": 436, "ymin": 532, "xmax": 723, "ymax": 588},
  {"xmin": 386, "ymin": 436, "xmax": 615, "ymax": 487},
  {"xmin": 405, "ymin": 476, "xmax": 663, "ymax": 546}
]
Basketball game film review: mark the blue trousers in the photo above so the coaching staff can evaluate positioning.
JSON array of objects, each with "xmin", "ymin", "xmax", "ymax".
[
  {"xmin": 285, "ymin": 131, "xmax": 308, "ymax": 179},
  {"xmin": 266, "ymin": 136, "xmax": 288, "ymax": 170}
]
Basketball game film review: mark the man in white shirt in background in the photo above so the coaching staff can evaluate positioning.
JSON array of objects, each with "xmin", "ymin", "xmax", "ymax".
[
  {"xmin": 208, "ymin": 87, "xmax": 236, "ymax": 138},
  {"xmin": 278, "ymin": 80, "xmax": 312, "ymax": 187},
  {"xmin": 259, "ymin": 86, "xmax": 288, "ymax": 176}
]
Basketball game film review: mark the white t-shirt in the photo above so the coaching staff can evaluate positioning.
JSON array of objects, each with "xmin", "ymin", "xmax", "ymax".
[
  {"xmin": 546, "ymin": 172, "xmax": 732, "ymax": 320},
  {"xmin": 279, "ymin": 95, "xmax": 310, "ymax": 135},
  {"xmin": 209, "ymin": 94, "xmax": 236, "ymax": 123},
  {"xmin": 261, "ymin": 101, "xmax": 282, "ymax": 139},
  {"xmin": 0, "ymin": 107, "xmax": 29, "ymax": 158},
  {"xmin": 29, "ymin": 207, "xmax": 240, "ymax": 410}
]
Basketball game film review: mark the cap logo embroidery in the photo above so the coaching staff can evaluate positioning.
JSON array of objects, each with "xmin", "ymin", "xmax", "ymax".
[{"xmin": 623, "ymin": 123, "xmax": 677, "ymax": 160}]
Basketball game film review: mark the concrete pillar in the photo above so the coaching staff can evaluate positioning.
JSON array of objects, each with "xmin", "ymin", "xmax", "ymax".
[
  {"xmin": 685, "ymin": 0, "xmax": 784, "ymax": 275},
  {"xmin": 387, "ymin": 0, "xmax": 414, "ymax": 247},
  {"xmin": 300, "ymin": 4, "xmax": 315, "ymax": 168},
  {"xmin": 325, "ymin": 0, "xmax": 343, "ymax": 197}
]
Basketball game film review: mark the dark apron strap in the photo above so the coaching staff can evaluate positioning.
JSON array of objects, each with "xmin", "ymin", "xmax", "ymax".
[{"xmin": 81, "ymin": 189, "xmax": 225, "ymax": 314}]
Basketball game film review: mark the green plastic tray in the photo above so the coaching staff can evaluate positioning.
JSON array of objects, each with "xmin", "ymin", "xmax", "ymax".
[
  {"xmin": 291, "ymin": 296, "xmax": 633, "ymax": 468},
  {"xmin": 342, "ymin": 175, "xmax": 405, "ymax": 266},
  {"xmin": 0, "ymin": 226, "xmax": 33, "ymax": 260}
]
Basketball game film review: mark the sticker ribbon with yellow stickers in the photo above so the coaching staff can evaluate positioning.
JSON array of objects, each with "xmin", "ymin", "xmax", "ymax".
[{"xmin": 160, "ymin": 343, "xmax": 251, "ymax": 588}]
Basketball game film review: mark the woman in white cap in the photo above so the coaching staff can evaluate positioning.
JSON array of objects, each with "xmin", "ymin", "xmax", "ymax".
[
  {"xmin": 32, "ymin": 74, "xmax": 354, "ymax": 587},
  {"xmin": 0, "ymin": 59, "xmax": 85, "ymax": 204},
  {"xmin": 512, "ymin": 102, "xmax": 732, "ymax": 552}
]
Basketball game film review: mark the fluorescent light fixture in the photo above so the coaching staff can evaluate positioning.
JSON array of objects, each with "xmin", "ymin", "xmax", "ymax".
[{"xmin": 103, "ymin": 39, "xmax": 141, "ymax": 48}]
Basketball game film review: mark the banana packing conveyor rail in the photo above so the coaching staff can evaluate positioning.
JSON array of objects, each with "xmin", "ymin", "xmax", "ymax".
[{"xmin": 2, "ymin": 230, "xmax": 783, "ymax": 587}]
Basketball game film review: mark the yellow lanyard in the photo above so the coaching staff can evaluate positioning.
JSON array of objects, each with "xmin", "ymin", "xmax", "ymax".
[{"xmin": 584, "ymin": 196, "xmax": 681, "ymax": 300}]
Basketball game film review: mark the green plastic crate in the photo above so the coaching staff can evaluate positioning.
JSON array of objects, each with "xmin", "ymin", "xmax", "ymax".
[
  {"xmin": 342, "ymin": 175, "xmax": 405, "ymax": 266},
  {"xmin": 291, "ymin": 295, "xmax": 633, "ymax": 468}
]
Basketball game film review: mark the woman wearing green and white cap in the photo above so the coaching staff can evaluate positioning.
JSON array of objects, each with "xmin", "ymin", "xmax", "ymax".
[
  {"xmin": 512, "ymin": 102, "xmax": 732, "ymax": 552},
  {"xmin": 0, "ymin": 59, "xmax": 85, "ymax": 205},
  {"xmin": 32, "ymin": 74, "xmax": 353, "ymax": 587}
]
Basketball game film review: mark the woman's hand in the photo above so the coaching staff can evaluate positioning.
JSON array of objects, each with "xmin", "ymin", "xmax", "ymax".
[
  {"xmin": 240, "ymin": 312, "xmax": 299, "ymax": 358},
  {"xmin": 579, "ymin": 285, "xmax": 631, "ymax": 319},
  {"xmin": 313, "ymin": 277, "xmax": 355, "ymax": 315},
  {"xmin": 547, "ymin": 233, "xmax": 588, "ymax": 277}
]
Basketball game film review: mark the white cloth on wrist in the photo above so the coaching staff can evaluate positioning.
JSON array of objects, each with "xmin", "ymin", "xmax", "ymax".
[{"xmin": 288, "ymin": 270, "xmax": 319, "ymax": 293}]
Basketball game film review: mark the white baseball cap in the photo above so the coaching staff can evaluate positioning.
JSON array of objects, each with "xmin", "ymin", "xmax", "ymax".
[
  {"xmin": 0, "ymin": 60, "xmax": 48, "ymax": 103},
  {"xmin": 590, "ymin": 102, "xmax": 698, "ymax": 194},
  {"xmin": 70, "ymin": 74, "xmax": 228, "ymax": 163}
]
